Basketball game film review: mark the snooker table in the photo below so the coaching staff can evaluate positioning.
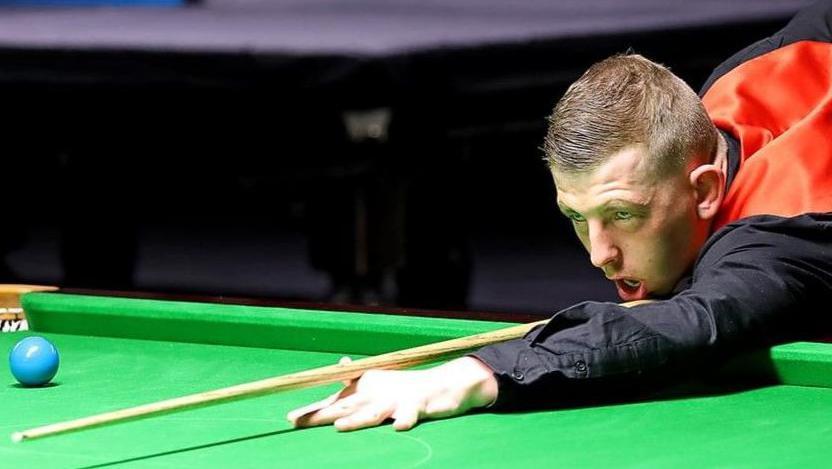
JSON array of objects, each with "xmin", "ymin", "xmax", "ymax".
[{"xmin": 3, "ymin": 291, "xmax": 832, "ymax": 468}]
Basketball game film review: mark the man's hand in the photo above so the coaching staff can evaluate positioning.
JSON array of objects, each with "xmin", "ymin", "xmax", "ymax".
[{"xmin": 286, "ymin": 356, "xmax": 499, "ymax": 432}]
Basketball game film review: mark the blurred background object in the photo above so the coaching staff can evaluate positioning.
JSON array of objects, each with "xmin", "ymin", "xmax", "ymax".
[{"xmin": 0, "ymin": 0, "xmax": 811, "ymax": 314}]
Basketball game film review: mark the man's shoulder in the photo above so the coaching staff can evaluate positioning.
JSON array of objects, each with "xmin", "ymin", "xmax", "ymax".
[
  {"xmin": 700, "ymin": 0, "xmax": 832, "ymax": 96},
  {"xmin": 708, "ymin": 213, "xmax": 832, "ymax": 242},
  {"xmin": 698, "ymin": 213, "xmax": 832, "ymax": 266}
]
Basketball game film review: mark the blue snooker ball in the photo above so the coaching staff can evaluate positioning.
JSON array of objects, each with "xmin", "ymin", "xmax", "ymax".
[{"xmin": 9, "ymin": 336, "xmax": 59, "ymax": 387}]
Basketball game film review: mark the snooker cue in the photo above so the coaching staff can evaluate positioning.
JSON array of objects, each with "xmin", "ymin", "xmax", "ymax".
[
  {"xmin": 10, "ymin": 292, "xmax": 651, "ymax": 443},
  {"xmin": 12, "ymin": 319, "xmax": 548, "ymax": 442}
]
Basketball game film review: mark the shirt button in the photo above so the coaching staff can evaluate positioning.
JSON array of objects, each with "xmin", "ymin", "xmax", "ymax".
[
  {"xmin": 512, "ymin": 371, "xmax": 525, "ymax": 381},
  {"xmin": 575, "ymin": 361, "xmax": 587, "ymax": 373}
]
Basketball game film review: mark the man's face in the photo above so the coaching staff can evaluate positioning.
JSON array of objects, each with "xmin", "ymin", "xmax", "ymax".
[{"xmin": 553, "ymin": 146, "xmax": 709, "ymax": 301}]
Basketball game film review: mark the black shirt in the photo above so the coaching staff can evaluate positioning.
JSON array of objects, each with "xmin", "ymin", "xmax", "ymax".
[
  {"xmin": 473, "ymin": 214, "xmax": 832, "ymax": 408},
  {"xmin": 471, "ymin": 0, "xmax": 832, "ymax": 409}
]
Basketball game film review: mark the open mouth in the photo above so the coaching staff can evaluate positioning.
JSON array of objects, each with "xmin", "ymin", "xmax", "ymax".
[
  {"xmin": 614, "ymin": 278, "xmax": 647, "ymax": 301},
  {"xmin": 622, "ymin": 279, "xmax": 640, "ymax": 289}
]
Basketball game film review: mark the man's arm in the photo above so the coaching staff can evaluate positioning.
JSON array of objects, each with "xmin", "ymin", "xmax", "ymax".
[
  {"xmin": 290, "ymin": 213, "xmax": 832, "ymax": 429},
  {"xmin": 473, "ymin": 213, "xmax": 832, "ymax": 408}
]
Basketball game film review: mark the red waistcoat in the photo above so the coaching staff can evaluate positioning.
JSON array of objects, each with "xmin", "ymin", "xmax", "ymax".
[{"xmin": 702, "ymin": 41, "xmax": 832, "ymax": 231}]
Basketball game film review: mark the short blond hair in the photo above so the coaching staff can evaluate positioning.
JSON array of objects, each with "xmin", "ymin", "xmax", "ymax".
[{"xmin": 544, "ymin": 54, "xmax": 717, "ymax": 175}]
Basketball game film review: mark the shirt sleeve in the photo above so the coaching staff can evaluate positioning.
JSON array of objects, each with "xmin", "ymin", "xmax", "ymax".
[{"xmin": 471, "ymin": 213, "xmax": 832, "ymax": 409}]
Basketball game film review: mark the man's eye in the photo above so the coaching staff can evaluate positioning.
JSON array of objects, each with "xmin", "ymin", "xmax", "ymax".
[
  {"xmin": 614, "ymin": 211, "xmax": 633, "ymax": 220},
  {"xmin": 568, "ymin": 213, "xmax": 586, "ymax": 222}
]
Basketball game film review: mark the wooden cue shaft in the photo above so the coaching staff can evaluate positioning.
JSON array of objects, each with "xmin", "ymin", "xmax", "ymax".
[{"xmin": 12, "ymin": 318, "xmax": 550, "ymax": 443}]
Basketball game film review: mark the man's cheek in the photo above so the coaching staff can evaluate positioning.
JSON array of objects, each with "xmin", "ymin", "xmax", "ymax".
[{"xmin": 579, "ymin": 237, "xmax": 591, "ymax": 254}]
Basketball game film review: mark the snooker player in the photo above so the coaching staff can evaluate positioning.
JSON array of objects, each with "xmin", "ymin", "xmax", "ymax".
[{"xmin": 288, "ymin": 0, "xmax": 832, "ymax": 432}]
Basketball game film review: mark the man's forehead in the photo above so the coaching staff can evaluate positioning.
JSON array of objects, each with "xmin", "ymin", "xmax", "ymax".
[
  {"xmin": 553, "ymin": 147, "xmax": 652, "ymax": 185},
  {"xmin": 553, "ymin": 147, "xmax": 655, "ymax": 208}
]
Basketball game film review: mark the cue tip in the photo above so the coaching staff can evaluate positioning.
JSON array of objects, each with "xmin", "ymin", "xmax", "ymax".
[{"xmin": 11, "ymin": 432, "xmax": 24, "ymax": 443}]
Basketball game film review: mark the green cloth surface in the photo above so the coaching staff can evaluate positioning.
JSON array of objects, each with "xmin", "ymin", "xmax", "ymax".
[{"xmin": 2, "ymin": 293, "xmax": 832, "ymax": 468}]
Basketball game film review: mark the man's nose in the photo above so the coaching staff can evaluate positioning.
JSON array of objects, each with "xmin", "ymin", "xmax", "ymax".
[{"xmin": 589, "ymin": 224, "xmax": 620, "ymax": 268}]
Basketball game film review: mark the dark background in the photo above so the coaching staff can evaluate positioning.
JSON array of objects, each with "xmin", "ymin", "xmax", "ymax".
[{"xmin": 0, "ymin": 1, "xmax": 810, "ymax": 315}]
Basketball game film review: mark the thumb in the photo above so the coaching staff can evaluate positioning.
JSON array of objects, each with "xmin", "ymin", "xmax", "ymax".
[{"xmin": 339, "ymin": 356, "xmax": 354, "ymax": 386}]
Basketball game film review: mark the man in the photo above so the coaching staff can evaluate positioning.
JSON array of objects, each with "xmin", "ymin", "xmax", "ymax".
[{"xmin": 288, "ymin": 0, "xmax": 832, "ymax": 432}]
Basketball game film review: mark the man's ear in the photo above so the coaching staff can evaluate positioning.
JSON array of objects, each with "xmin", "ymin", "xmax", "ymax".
[{"xmin": 688, "ymin": 163, "xmax": 725, "ymax": 220}]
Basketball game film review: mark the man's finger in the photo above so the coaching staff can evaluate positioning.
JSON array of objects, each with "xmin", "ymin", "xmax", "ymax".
[
  {"xmin": 391, "ymin": 402, "xmax": 421, "ymax": 431},
  {"xmin": 339, "ymin": 356, "xmax": 354, "ymax": 386},
  {"xmin": 334, "ymin": 403, "xmax": 394, "ymax": 432},
  {"xmin": 293, "ymin": 393, "xmax": 366, "ymax": 428},
  {"xmin": 287, "ymin": 384, "xmax": 356, "ymax": 426},
  {"xmin": 424, "ymin": 397, "xmax": 462, "ymax": 419},
  {"xmin": 287, "ymin": 393, "xmax": 340, "ymax": 425}
]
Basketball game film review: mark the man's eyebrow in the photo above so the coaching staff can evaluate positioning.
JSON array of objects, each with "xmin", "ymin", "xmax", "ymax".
[
  {"xmin": 558, "ymin": 199, "xmax": 648, "ymax": 214},
  {"xmin": 557, "ymin": 203, "xmax": 579, "ymax": 213},
  {"xmin": 604, "ymin": 199, "xmax": 649, "ymax": 209}
]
